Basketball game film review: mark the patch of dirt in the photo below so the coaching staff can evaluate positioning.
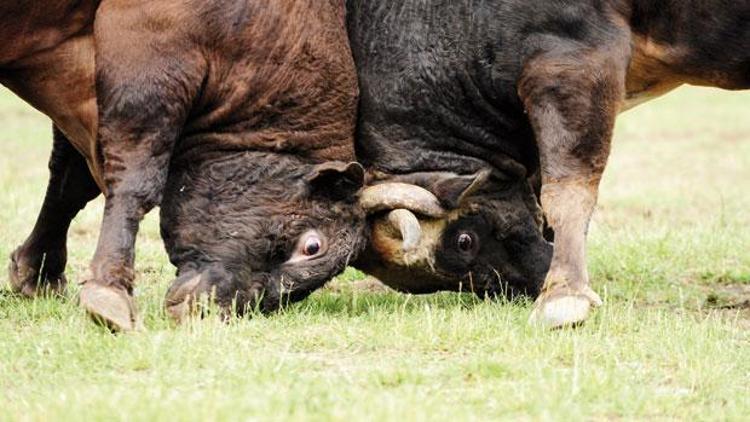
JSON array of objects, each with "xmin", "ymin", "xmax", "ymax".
[
  {"xmin": 647, "ymin": 129, "xmax": 750, "ymax": 145},
  {"xmin": 716, "ymin": 130, "xmax": 750, "ymax": 145},
  {"xmin": 703, "ymin": 283, "xmax": 750, "ymax": 310},
  {"xmin": 701, "ymin": 283, "xmax": 750, "ymax": 329}
]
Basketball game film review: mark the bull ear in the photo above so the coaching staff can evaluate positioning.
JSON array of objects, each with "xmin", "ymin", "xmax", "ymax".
[
  {"xmin": 306, "ymin": 161, "xmax": 365, "ymax": 199},
  {"xmin": 429, "ymin": 169, "xmax": 491, "ymax": 209}
]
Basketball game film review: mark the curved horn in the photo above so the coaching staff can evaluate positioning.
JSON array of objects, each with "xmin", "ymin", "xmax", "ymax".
[
  {"xmin": 387, "ymin": 209, "xmax": 422, "ymax": 252},
  {"xmin": 360, "ymin": 183, "xmax": 446, "ymax": 217}
]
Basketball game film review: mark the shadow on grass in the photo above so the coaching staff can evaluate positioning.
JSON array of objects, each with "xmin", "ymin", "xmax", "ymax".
[{"xmin": 279, "ymin": 289, "xmax": 534, "ymax": 319}]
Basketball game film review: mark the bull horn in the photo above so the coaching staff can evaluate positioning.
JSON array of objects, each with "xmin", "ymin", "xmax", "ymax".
[
  {"xmin": 388, "ymin": 209, "xmax": 422, "ymax": 252},
  {"xmin": 360, "ymin": 183, "xmax": 446, "ymax": 217}
]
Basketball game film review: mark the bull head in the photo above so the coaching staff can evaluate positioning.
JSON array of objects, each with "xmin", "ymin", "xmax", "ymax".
[
  {"xmin": 359, "ymin": 170, "xmax": 490, "ymax": 252},
  {"xmin": 355, "ymin": 169, "xmax": 551, "ymax": 297}
]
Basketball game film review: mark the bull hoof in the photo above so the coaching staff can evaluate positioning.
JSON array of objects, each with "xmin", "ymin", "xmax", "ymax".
[
  {"xmin": 529, "ymin": 286, "xmax": 602, "ymax": 329},
  {"xmin": 8, "ymin": 249, "xmax": 66, "ymax": 298},
  {"xmin": 165, "ymin": 273, "xmax": 205, "ymax": 324},
  {"xmin": 79, "ymin": 282, "xmax": 140, "ymax": 332}
]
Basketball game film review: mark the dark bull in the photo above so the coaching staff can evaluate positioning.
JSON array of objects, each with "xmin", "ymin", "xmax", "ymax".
[{"xmin": 347, "ymin": 0, "xmax": 750, "ymax": 328}]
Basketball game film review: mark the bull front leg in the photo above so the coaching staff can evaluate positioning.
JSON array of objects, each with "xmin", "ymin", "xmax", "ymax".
[
  {"xmin": 9, "ymin": 126, "xmax": 101, "ymax": 297},
  {"xmin": 518, "ymin": 40, "xmax": 630, "ymax": 328},
  {"xmin": 79, "ymin": 119, "xmax": 178, "ymax": 332},
  {"xmin": 78, "ymin": 2, "xmax": 206, "ymax": 331}
]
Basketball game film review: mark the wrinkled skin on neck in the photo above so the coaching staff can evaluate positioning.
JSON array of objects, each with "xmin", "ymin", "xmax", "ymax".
[{"xmin": 161, "ymin": 152, "xmax": 367, "ymax": 314}]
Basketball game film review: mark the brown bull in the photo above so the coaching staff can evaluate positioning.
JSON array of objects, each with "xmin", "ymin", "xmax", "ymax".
[{"xmin": 1, "ymin": 0, "xmax": 369, "ymax": 331}]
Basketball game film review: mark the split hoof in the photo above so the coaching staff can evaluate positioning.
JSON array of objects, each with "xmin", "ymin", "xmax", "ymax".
[
  {"xmin": 165, "ymin": 273, "xmax": 205, "ymax": 324},
  {"xmin": 8, "ymin": 249, "xmax": 66, "ymax": 298},
  {"xmin": 529, "ymin": 285, "xmax": 602, "ymax": 329},
  {"xmin": 79, "ymin": 282, "xmax": 140, "ymax": 332}
]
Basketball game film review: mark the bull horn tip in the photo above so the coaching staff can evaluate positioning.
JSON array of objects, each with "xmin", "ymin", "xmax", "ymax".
[{"xmin": 388, "ymin": 209, "xmax": 422, "ymax": 253}]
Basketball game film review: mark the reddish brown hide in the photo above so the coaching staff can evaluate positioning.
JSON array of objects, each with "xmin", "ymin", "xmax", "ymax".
[{"xmin": 2, "ymin": 0, "xmax": 366, "ymax": 331}]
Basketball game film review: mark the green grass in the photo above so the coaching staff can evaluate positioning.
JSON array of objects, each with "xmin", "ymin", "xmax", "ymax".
[{"xmin": 1, "ymin": 86, "xmax": 749, "ymax": 421}]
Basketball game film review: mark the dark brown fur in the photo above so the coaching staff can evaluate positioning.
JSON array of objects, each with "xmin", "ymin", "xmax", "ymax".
[{"xmin": 3, "ymin": 0, "xmax": 365, "ymax": 329}]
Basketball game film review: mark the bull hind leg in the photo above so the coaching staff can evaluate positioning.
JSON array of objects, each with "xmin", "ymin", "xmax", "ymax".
[
  {"xmin": 9, "ymin": 126, "xmax": 100, "ymax": 297},
  {"xmin": 519, "ymin": 38, "xmax": 630, "ymax": 328}
]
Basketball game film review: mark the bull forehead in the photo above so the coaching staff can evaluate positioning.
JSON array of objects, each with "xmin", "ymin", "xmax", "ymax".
[{"xmin": 370, "ymin": 210, "xmax": 463, "ymax": 269}]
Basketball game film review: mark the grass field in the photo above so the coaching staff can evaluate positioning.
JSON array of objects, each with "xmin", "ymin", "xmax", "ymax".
[{"xmin": 1, "ymin": 86, "xmax": 749, "ymax": 421}]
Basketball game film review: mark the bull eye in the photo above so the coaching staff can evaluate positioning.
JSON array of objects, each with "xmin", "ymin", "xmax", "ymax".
[
  {"xmin": 303, "ymin": 236, "xmax": 322, "ymax": 256},
  {"xmin": 286, "ymin": 230, "xmax": 328, "ymax": 264},
  {"xmin": 457, "ymin": 232, "xmax": 474, "ymax": 252}
]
